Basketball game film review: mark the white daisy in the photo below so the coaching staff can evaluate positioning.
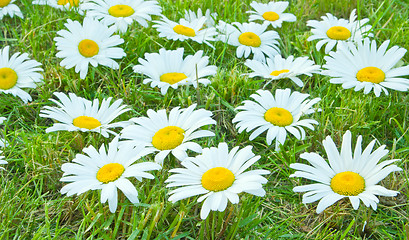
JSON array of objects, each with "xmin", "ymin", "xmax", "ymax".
[
  {"xmin": 247, "ymin": 1, "xmax": 296, "ymax": 28},
  {"xmin": 60, "ymin": 137, "xmax": 161, "ymax": 213},
  {"xmin": 165, "ymin": 142, "xmax": 269, "ymax": 219},
  {"xmin": 120, "ymin": 104, "xmax": 216, "ymax": 165},
  {"xmin": 244, "ymin": 55, "xmax": 321, "ymax": 87},
  {"xmin": 184, "ymin": 8, "xmax": 217, "ymax": 28},
  {"xmin": 0, "ymin": 46, "xmax": 43, "ymax": 103},
  {"xmin": 307, "ymin": 9, "xmax": 372, "ymax": 53},
  {"xmin": 232, "ymin": 89, "xmax": 320, "ymax": 151},
  {"xmin": 81, "ymin": 0, "xmax": 162, "ymax": 33},
  {"xmin": 0, "ymin": 117, "xmax": 7, "ymax": 148},
  {"xmin": 32, "ymin": 0, "xmax": 84, "ymax": 13},
  {"xmin": 0, "ymin": 0, "xmax": 23, "ymax": 20},
  {"xmin": 153, "ymin": 14, "xmax": 218, "ymax": 48},
  {"xmin": 40, "ymin": 92, "xmax": 130, "ymax": 137},
  {"xmin": 322, "ymin": 38, "xmax": 409, "ymax": 97},
  {"xmin": 54, "ymin": 17, "xmax": 126, "ymax": 79},
  {"xmin": 216, "ymin": 21, "xmax": 280, "ymax": 62},
  {"xmin": 0, "ymin": 150, "xmax": 7, "ymax": 170},
  {"xmin": 133, "ymin": 48, "xmax": 217, "ymax": 95},
  {"xmin": 290, "ymin": 130, "xmax": 402, "ymax": 213}
]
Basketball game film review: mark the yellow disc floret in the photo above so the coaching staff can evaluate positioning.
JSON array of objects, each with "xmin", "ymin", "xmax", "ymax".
[
  {"xmin": 57, "ymin": 0, "xmax": 79, "ymax": 7},
  {"xmin": 326, "ymin": 26, "xmax": 351, "ymax": 40},
  {"xmin": 108, "ymin": 4, "xmax": 135, "ymax": 17},
  {"xmin": 270, "ymin": 69, "xmax": 290, "ymax": 76},
  {"xmin": 264, "ymin": 107, "xmax": 293, "ymax": 127},
  {"xmin": 356, "ymin": 67, "xmax": 385, "ymax": 84},
  {"xmin": 173, "ymin": 25, "xmax": 196, "ymax": 37},
  {"xmin": 78, "ymin": 39, "xmax": 99, "ymax": 58},
  {"xmin": 73, "ymin": 116, "xmax": 102, "ymax": 130},
  {"xmin": 0, "ymin": 0, "xmax": 11, "ymax": 7},
  {"xmin": 96, "ymin": 163, "xmax": 125, "ymax": 184},
  {"xmin": 152, "ymin": 126, "xmax": 185, "ymax": 150},
  {"xmin": 201, "ymin": 167, "xmax": 235, "ymax": 192},
  {"xmin": 262, "ymin": 11, "xmax": 280, "ymax": 21},
  {"xmin": 238, "ymin": 32, "xmax": 261, "ymax": 47},
  {"xmin": 330, "ymin": 171, "xmax": 365, "ymax": 196},
  {"xmin": 0, "ymin": 67, "xmax": 18, "ymax": 90},
  {"xmin": 160, "ymin": 72, "xmax": 188, "ymax": 85}
]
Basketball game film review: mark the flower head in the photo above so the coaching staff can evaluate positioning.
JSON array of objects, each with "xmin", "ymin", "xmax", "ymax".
[
  {"xmin": 290, "ymin": 131, "xmax": 402, "ymax": 213},
  {"xmin": 0, "ymin": 0, "xmax": 23, "ymax": 20},
  {"xmin": 0, "ymin": 46, "xmax": 43, "ymax": 103},
  {"xmin": 165, "ymin": 142, "xmax": 269, "ymax": 219},
  {"xmin": 247, "ymin": 1, "xmax": 296, "ymax": 28},
  {"xmin": 32, "ymin": 0, "xmax": 84, "ymax": 13},
  {"xmin": 233, "ymin": 89, "xmax": 320, "ymax": 151},
  {"xmin": 184, "ymin": 8, "xmax": 217, "ymax": 28},
  {"xmin": 60, "ymin": 137, "xmax": 161, "ymax": 213},
  {"xmin": 54, "ymin": 17, "xmax": 126, "ymax": 79},
  {"xmin": 40, "ymin": 92, "xmax": 130, "ymax": 137}
]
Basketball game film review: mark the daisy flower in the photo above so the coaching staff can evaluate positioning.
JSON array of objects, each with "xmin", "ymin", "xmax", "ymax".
[
  {"xmin": 0, "ymin": 0, "xmax": 23, "ymax": 20},
  {"xmin": 290, "ymin": 130, "xmax": 402, "ymax": 213},
  {"xmin": 232, "ymin": 89, "xmax": 320, "ymax": 151},
  {"xmin": 60, "ymin": 137, "xmax": 161, "ymax": 213},
  {"xmin": 0, "ymin": 150, "xmax": 7, "ymax": 170},
  {"xmin": 322, "ymin": 38, "xmax": 409, "ymax": 97},
  {"xmin": 0, "ymin": 117, "xmax": 7, "ymax": 148},
  {"xmin": 81, "ymin": 0, "xmax": 162, "ymax": 33},
  {"xmin": 153, "ymin": 14, "xmax": 218, "ymax": 48},
  {"xmin": 216, "ymin": 21, "xmax": 280, "ymax": 62},
  {"xmin": 307, "ymin": 9, "xmax": 372, "ymax": 53},
  {"xmin": 32, "ymin": 0, "xmax": 84, "ymax": 13},
  {"xmin": 247, "ymin": 1, "xmax": 296, "ymax": 28},
  {"xmin": 54, "ymin": 17, "xmax": 126, "ymax": 79},
  {"xmin": 0, "ymin": 46, "xmax": 43, "ymax": 103},
  {"xmin": 40, "ymin": 92, "xmax": 130, "ymax": 137},
  {"xmin": 165, "ymin": 142, "xmax": 269, "ymax": 219},
  {"xmin": 120, "ymin": 104, "xmax": 216, "ymax": 165},
  {"xmin": 244, "ymin": 55, "xmax": 321, "ymax": 87},
  {"xmin": 184, "ymin": 8, "xmax": 217, "ymax": 28},
  {"xmin": 133, "ymin": 48, "xmax": 217, "ymax": 95}
]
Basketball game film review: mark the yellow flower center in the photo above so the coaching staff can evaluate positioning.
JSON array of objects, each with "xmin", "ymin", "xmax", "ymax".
[
  {"xmin": 262, "ymin": 11, "xmax": 280, "ymax": 21},
  {"xmin": 160, "ymin": 72, "xmax": 188, "ymax": 85},
  {"xmin": 56, "ymin": 0, "xmax": 79, "ymax": 7},
  {"xmin": 173, "ymin": 25, "xmax": 196, "ymax": 37},
  {"xmin": 108, "ymin": 4, "xmax": 135, "ymax": 17},
  {"xmin": 78, "ymin": 39, "xmax": 99, "ymax": 58},
  {"xmin": 72, "ymin": 116, "xmax": 102, "ymax": 130},
  {"xmin": 264, "ymin": 107, "xmax": 293, "ymax": 127},
  {"xmin": 96, "ymin": 163, "xmax": 125, "ymax": 184},
  {"xmin": 0, "ymin": 0, "xmax": 11, "ymax": 7},
  {"xmin": 238, "ymin": 32, "xmax": 261, "ymax": 47},
  {"xmin": 0, "ymin": 67, "xmax": 18, "ymax": 90},
  {"xmin": 326, "ymin": 26, "xmax": 351, "ymax": 40},
  {"xmin": 356, "ymin": 67, "xmax": 385, "ymax": 84},
  {"xmin": 152, "ymin": 126, "xmax": 185, "ymax": 150},
  {"xmin": 270, "ymin": 69, "xmax": 290, "ymax": 76},
  {"xmin": 201, "ymin": 167, "xmax": 235, "ymax": 192},
  {"xmin": 330, "ymin": 171, "xmax": 365, "ymax": 196}
]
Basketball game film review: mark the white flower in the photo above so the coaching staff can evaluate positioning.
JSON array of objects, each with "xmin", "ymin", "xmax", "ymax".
[
  {"xmin": 233, "ymin": 89, "xmax": 320, "ymax": 151},
  {"xmin": 40, "ymin": 92, "xmax": 130, "ymax": 137},
  {"xmin": 322, "ymin": 38, "xmax": 409, "ymax": 97},
  {"xmin": 0, "ymin": 117, "xmax": 7, "ymax": 147},
  {"xmin": 247, "ymin": 1, "xmax": 296, "ymax": 28},
  {"xmin": 184, "ymin": 8, "xmax": 217, "ymax": 28},
  {"xmin": 307, "ymin": 9, "xmax": 372, "ymax": 53},
  {"xmin": 32, "ymin": 0, "xmax": 84, "ymax": 14},
  {"xmin": 0, "ymin": 0, "xmax": 23, "ymax": 20},
  {"xmin": 153, "ymin": 14, "xmax": 218, "ymax": 48},
  {"xmin": 0, "ymin": 46, "xmax": 43, "ymax": 103},
  {"xmin": 244, "ymin": 55, "xmax": 321, "ymax": 87},
  {"xmin": 290, "ymin": 131, "xmax": 402, "ymax": 213},
  {"xmin": 133, "ymin": 48, "xmax": 217, "ymax": 95},
  {"xmin": 54, "ymin": 17, "xmax": 126, "ymax": 79},
  {"xmin": 166, "ymin": 142, "xmax": 269, "ymax": 219},
  {"xmin": 60, "ymin": 137, "xmax": 161, "ymax": 213},
  {"xmin": 81, "ymin": 0, "xmax": 162, "ymax": 33},
  {"xmin": 120, "ymin": 104, "xmax": 216, "ymax": 165},
  {"xmin": 216, "ymin": 21, "xmax": 280, "ymax": 62}
]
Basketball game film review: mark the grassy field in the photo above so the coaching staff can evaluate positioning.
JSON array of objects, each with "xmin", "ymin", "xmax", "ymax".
[{"xmin": 1, "ymin": 0, "xmax": 408, "ymax": 239}]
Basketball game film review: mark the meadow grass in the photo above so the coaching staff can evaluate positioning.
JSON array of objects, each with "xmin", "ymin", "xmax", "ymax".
[{"xmin": 0, "ymin": 0, "xmax": 408, "ymax": 239}]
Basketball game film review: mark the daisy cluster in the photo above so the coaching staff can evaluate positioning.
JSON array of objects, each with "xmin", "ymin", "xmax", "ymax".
[{"xmin": 0, "ymin": 0, "xmax": 407, "ymax": 227}]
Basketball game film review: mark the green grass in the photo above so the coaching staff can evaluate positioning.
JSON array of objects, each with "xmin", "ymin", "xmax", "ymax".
[{"xmin": 1, "ymin": 0, "xmax": 409, "ymax": 239}]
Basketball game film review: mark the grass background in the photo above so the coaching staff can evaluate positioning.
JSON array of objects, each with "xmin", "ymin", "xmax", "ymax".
[{"xmin": 0, "ymin": 0, "xmax": 408, "ymax": 239}]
